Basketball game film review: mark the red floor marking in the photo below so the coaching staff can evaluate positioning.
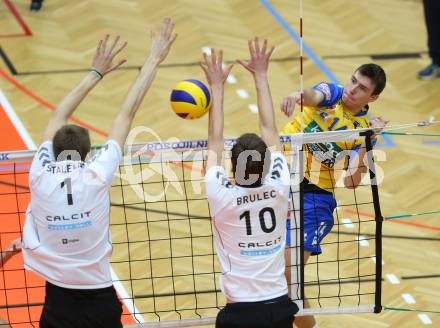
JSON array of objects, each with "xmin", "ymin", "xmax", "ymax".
[
  {"xmin": 0, "ymin": 105, "xmax": 27, "ymax": 151},
  {"xmin": 2, "ymin": 0, "xmax": 32, "ymax": 37},
  {"xmin": 0, "ymin": 68, "xmax": 108, "ymax": 137},
  {"xmin": 341, "ymin": 208, "xmax": 440, "ymax": 232}
]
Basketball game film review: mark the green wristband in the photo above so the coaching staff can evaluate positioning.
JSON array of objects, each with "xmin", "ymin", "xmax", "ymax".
[{"xmin": 90, "ymin": 69, "xmax": 103, "ymax": 80}]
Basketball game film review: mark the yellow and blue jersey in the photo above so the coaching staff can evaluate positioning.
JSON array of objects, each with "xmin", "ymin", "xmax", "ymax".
[{"xmin": 283, "ymin": 82, "xmax": 370, "ymax": 192}]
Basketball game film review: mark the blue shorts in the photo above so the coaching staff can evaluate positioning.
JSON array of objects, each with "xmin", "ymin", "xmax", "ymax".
[
  {"xmin": 304, "ymin": 192, "xmax": 336, "ymax": 255},
  {"xmin": 286, "ymin": 192, "xmax": 336, "ymax": 255}
]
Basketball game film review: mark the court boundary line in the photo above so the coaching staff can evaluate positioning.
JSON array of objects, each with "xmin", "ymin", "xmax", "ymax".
[
  {"xmin": 0, "ymin": 67, "xmax": 108, "ymax": 137},
  {"xmin": 0, "ymin": 89, "xmax": 36, "ymax": 149}
]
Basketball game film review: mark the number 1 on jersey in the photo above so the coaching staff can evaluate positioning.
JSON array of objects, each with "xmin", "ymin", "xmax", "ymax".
[
  {"xmin": 240, "ymin": 211, "xmax": 252, "ymax": 235},
  {"xmin": 61, "ymin": 178, "xmax": 73, "ymax": 205}
]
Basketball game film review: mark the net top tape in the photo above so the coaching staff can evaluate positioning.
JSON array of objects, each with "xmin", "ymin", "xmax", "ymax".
[{"xmin": 0, "ymin": 128, "xmax": 370, "ymax": 163}]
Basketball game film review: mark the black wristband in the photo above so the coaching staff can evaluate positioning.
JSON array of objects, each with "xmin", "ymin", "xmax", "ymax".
[{"xmin": 90, "ymin": 68, "xmax": 103, "ymax": 80}]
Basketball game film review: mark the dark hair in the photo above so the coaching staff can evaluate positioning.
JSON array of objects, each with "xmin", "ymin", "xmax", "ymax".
[
  {"xmin": 355, "ymin": 63, "xmax": 386, "ymax": 96},
  {"xmin": 53, "ymin": 125, "xmax": 91, "ymax": 161},
  {"xmin": 231, "ymin": 133, "xmax": 270, "ymax": 187}
]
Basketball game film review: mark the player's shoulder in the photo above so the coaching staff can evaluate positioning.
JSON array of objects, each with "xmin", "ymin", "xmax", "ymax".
[
  {"xmin": 270, "ymin": 150, "xmax": 287, "ymax": 165},
  {"xmin": 313, "ymin": 82, "xmax": 344, "ymax": 96},
  {"xmin": 92, "ymin": 140, "xmax": 121, "ymax": 158},
  {"xmin": 313, "ymin": 82, "xmax": 344, "ymax": 107},
  {"xmin": 265, "ymin": 151, "xmax": 289, "ymax": 187},
  {"xmin": 205, "ymin": 165, "xmax": 235, "ymax": 190},
  {"xmin": 103, "ymin": 140, "xmax": 121, "ymax": 153},
  {"xmin": 35, "ymin": 141, "xmax": 54, "ymax": 162},
  {"xmin": 30, "ymin": 141, "xmax": 55, "ymax": 181}
]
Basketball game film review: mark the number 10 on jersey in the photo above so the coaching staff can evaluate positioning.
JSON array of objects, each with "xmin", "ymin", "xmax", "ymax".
[{"xmin": 239, "ymin": 207, "xmax": 276, "ymax": 235}]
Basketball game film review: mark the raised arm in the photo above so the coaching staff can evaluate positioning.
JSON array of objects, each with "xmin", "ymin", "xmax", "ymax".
[
  {"xmin": 280, "ymin": 88, "xmax": 324, "ymax": 118},
  {"xmin": 108, "ymin": 18, "xmax": 177, "ymax": 150},
  {"xmin": 200, "ymin": 49, "xmax": 233, "ymax": 171},
  {"xmin": 237, "ymin": 37, "xmax": 281, "ymax": 151},
  {"xmin": 41, "ymin": 35, "xmax": 127, "ymax": 144}
]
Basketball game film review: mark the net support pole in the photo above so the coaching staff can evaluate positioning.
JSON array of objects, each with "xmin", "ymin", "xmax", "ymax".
[{"xmin": 362, "ymin": 131, "xmax": 384, "ymax": 314}]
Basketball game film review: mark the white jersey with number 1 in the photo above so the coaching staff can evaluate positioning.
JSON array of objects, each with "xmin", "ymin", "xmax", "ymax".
[
  {"xmin": 22, "ymin": 140, "xmax": 121, "ymax": 289},
  {"xmin": 205, "ymin": 151, "xmax": 290, "ymax": 302}
]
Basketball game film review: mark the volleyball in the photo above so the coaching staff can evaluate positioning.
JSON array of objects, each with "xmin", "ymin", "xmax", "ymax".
[{"xmin": 170, "ymin": 79, "xmax": 211, "ymax": 120}]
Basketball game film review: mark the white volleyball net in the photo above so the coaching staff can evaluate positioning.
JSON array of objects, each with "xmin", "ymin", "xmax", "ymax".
[{"xmin": 0, "ymin": 128, "xmax": 382, "ymax": 327}]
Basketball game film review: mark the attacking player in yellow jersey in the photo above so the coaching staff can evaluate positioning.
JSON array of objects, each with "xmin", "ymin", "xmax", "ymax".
[{"xmin": 281, "ymin": 64, "xmax": 388, "ymax": 328}]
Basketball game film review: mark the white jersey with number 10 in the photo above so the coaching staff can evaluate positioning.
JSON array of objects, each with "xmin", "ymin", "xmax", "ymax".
[{"xmin": 205, "ymin": 151, "xmax": 290, "ymax": 302}]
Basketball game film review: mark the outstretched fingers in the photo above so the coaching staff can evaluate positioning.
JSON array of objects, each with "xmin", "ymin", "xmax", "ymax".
[
  {"xmin": 218, "ymin": 50, "xmax": 224, "ymax": 68},
  {"xmin": 160, "ymin": 17, "xmax": 169, "ymax": 38},
  {"xmin": 199, "ymin": 60, "xmax": 208, "ymax": 73},
  {"xmin": 108, "ymin": 58, "xmax": 127, "ymax": 73},
  {"xmin": 261, "ymin": 38, "xmax": 267, "ymax": 55},
  {"xmin": 166, "ymin": 21, "xmax": 175, "ymax": 40},
  {"xmin": 248, "ymin": 39, "xmax": 255, "ymax": 57},
  {"xmin": 111, "ymin": 40, "xmax": 128, "ymax": 58},
  {"xmin": 267, "ymin": 45, "xmax": 275, "ymax": 59},
  {"xmin": 200, "ymin": 48, "xmax": 233, "ymax": 85},
  {"xmin": 101, "ymin": 34, "xmax": 109, "ymax": 54},
  {"xmin": 107, "ymin": 35, "xmax": 120, "ymax": 55},
  {"xmin": 168, "ymin": 32, "xmax": 178, "ymax": 47},
  {"xmin": 236, "ymin": 59, "xmax": 250, "ymax": 71},
  {"xmin": 254, "ymin": 36, "xmax": 260, "ymax": 54},
  {"xmin": 202, "ymin": 52, "xmax": 210, "ymax": 67},
  {"xmin": 96, "ymin": 39, "xmax": 103, "ymax": 56},
  {"xmin": 211, "ymin": 48, "xmax": 217, "ymax": 67},
  {"xmin": 224, "ymin": 63, "xmax": 234, "ymax": 77},
  {"xmin": 160, "ymin": 17, "xmax": 175, "ymax": 43},
  {"xmin": 92, "ymin": 34, "xmax": 128, "ymax": 75}
]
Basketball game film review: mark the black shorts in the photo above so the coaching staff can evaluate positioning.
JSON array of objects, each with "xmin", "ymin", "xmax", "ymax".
[
  {"xmin": 40, "ymin": 282, "xmax": 122, "ymax": 328},
  {"xmin": 216, "ymin": 294, "xmax": 299, "ymax": 328}
]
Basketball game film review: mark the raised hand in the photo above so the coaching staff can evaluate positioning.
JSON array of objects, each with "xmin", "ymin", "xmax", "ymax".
[
  {"xmin": 92, "ymin": 35, "xmax": 127, "ymax": 76},
  {"xmin": 150, "ymin": 17, "xmax": 177, "ymax": 64},
  {"xmin": 237, "ymin": 37, "xmax": 275, "ymax": 75},
  {"xmin": 7, "ymin": 238, "xmax": 22, "ymax": 253},
  {"xmin": 199, "ymin": 49, "xmax": 233, "ymax": 86},
  {"xmin": 1, "ymin": 238, "xmax": 22, "ymax": 266},
  {"xmin": 280, "ymin": 91, "xmax": 302, "ymax": 118},
  {"xmin": 369, "ymin": 116, "xmax": 389, "ymax": 135}
]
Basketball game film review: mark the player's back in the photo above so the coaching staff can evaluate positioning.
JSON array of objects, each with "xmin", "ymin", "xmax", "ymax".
[
  {"xmin": 29, "ymin": 159, "xmax": 111, "ymax": 257},
  {"xmin": 205, "ymin": 151, "xmax": 290, "ymax": 302},
  {"xmin": 23, "ymin": 140, "xmax": 121, "ymax": 288}
]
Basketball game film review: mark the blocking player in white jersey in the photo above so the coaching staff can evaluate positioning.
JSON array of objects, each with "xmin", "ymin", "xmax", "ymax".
[
  {"xmin": 22, "ymin": 18, "xmax": 176, "ymax": 328},
  {"xmin": 202, "ymin": 38, "xmax": 299, "ymax": 328}
]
